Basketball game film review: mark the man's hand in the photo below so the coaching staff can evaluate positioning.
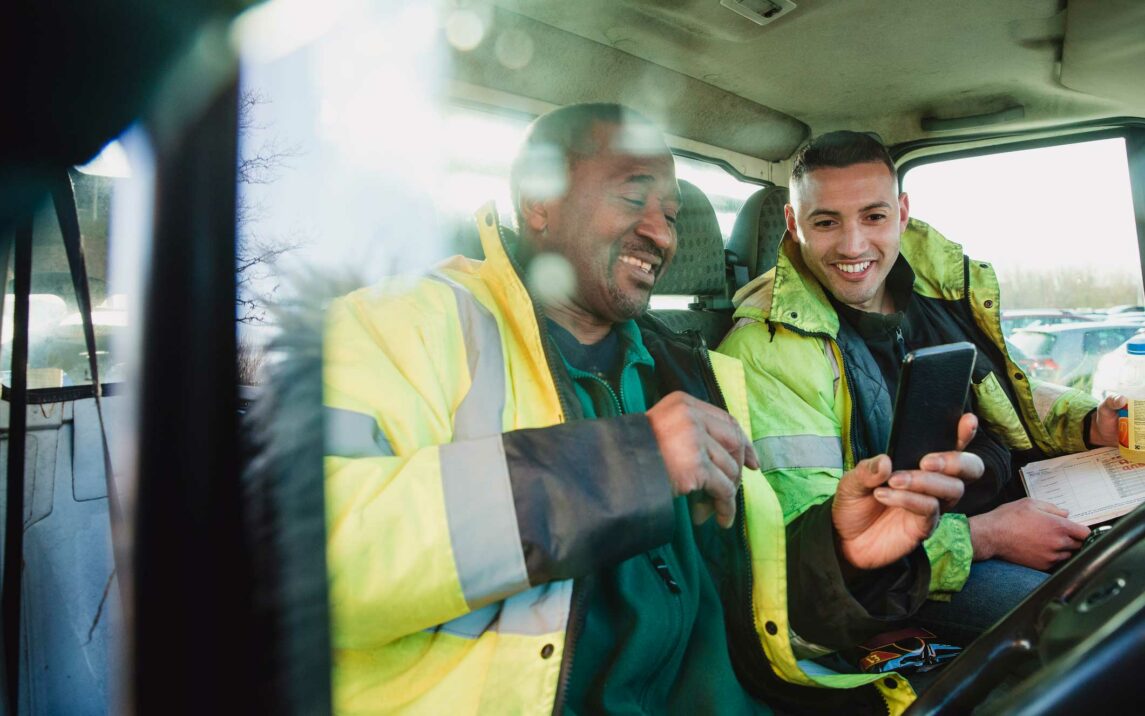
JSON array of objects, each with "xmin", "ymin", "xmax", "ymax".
[
  {"xmin": 1089, "ymin": 394, "xmax": 1126, "ymax": 448},
  {"xmin": 833, "ymin": 413, "xmax": 984, "ymax": 570},
  {"xmin": 968, "ymin": 498, "xmax": 1090, "ymax": 571},
  {"xmin": 646, "ymin": 391, "xmax": 759, "ymax": 529}
]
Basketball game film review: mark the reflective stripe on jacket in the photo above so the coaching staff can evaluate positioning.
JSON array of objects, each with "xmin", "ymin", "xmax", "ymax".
[
  {"xmin": 323, "ymin": 204, "xmax": 916, "ymax": 714},
  {"xmin": 719, "ymin": 218, "xmax": 1096, "ymax": 595}
]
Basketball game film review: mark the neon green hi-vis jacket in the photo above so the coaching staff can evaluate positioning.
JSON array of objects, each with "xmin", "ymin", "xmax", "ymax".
[
  {"xmin": 322, "ymin": 204, "xmax": 922, "ymax": 715},
  {"xmin": 718, "ymin": 218, "xmax": 1096, "ymax": 598}
]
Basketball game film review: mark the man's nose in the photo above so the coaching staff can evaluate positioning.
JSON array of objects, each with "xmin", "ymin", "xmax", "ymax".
[
  {"xmin": 636, "ymin": 203, "xmax": 676, "ymax": 253},
  {"xmin": 838, "ymin": 222, "xmax": 868, "ymax": 256}
]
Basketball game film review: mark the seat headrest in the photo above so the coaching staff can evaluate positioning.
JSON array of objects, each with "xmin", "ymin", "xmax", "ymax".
[
  {"xmin": 653, "ymin": 179, "xmax": 726, "ymax": 296},
  {"xmin": 726, "ymin": 185, "xmax": 789, "ymax": 280}
]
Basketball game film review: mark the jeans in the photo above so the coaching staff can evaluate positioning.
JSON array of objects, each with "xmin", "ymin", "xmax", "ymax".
[
  {"xmin": 913, "ymin": 559, "xmax": 1048, "ymax": 647},
  {"xmin": 811, "ymin": 559, "xmax": 1047, "ymax": 695}
]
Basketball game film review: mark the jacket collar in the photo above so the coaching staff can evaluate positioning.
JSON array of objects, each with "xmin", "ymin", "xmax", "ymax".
[{"xmin": 731, "ymin": 231, "xmax": 841, "ymax": 337}]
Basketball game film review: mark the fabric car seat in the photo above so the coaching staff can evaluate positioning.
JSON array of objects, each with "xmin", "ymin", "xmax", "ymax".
[
  {"xmin": 726, "ymin": 185, "xmax": 789, "ymax": 288},
  {"xmin": 649, "ymin": 179, "xmax": 734, "ymax": 347}
]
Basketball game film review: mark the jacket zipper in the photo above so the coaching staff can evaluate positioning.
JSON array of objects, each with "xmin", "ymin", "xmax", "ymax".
[
  {"xmin": 552, "ymin": 578, "xmax": 587, "ymax": 714},
  {"xmin": 496, "ymin": 228, "xmax": 584, "ymax": 712},
  {"xmin": 650, "ymin": 554, "xmax": 681, "ymax": 594},
  {"xmin": 639, "ymin": 553, "xmax": 684, "ymax": 709}
]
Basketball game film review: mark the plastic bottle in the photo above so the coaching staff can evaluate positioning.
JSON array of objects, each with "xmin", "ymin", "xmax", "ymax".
[{"xmin": 1115, "ymin": 339, "xmax": 1145, "ymax": 463}]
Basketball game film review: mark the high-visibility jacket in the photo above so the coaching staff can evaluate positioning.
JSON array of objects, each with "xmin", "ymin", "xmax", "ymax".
[
  {"xmin": 719, "ymin": 218, "xmax": 1096, "ymax": 595},
  {"xmin": 322, "ymin": 204, "xmax": 919, "ymax": 715}
]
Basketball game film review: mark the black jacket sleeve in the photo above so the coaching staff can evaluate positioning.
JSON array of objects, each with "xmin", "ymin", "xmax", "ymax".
[
  {"xmin": 786, "ymin": 498, "xmax": 930, "ymax": 649},
  {"xmin": 502, "ymin": 413, "xmax": 676, "ymax": 584},
  {"xmin": 957, "ymin": 424, "xmax": 1015, "ymax": 515}
]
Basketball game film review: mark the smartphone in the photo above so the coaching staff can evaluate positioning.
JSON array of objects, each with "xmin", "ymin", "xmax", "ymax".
[{"xmin": 885, "ymin": 342, "xmax": 977, "ymax": 472}]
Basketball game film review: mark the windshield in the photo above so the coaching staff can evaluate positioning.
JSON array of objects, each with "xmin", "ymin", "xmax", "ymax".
[{"xmin": 0, "ymin": 168, "xmax": 125, "ymax": 388}]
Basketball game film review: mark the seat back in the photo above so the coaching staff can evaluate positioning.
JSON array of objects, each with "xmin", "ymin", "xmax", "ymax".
[
  {"xmin": 650, "ymin": 179, "xmax": 733, "ymax": 346},
  {"xmin": 726, "ymin": 185, "xmax": 789, "ymax": 287}
]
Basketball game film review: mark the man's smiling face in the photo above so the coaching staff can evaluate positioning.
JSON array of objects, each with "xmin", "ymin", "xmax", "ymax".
[
  {"xmin": 786, "ymin": 161, "xmax": 910, "ymax": 314},
  {"xmin": 532, "ymin": 121, "xmax": 681, "ymax": 324}
]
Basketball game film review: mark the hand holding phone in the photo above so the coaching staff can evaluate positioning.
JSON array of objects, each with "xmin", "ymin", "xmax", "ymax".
[{"xmin": 885, "ymin": 342, "xmax": 977, "ymax": 472}]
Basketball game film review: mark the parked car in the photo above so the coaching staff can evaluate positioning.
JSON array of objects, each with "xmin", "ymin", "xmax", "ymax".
[
  {"xmin": 1000, "ymin": 308, "xmax": 1096, "ymax": 337},
  {"xmin": 1105, "ymin": 305, "xmax": 1145, "ymax": 315},
  {"xmin": 1009, "ymin": 322, "xmax": 1145, "ymax": 391}
]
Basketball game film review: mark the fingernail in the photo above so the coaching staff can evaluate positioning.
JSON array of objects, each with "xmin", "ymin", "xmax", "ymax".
[
  {"xmin": 874, "ymin": 487, "xmax": 890, "ymax": 500},
  {"xmin": 921, "ymin": 456, "xmax": 943, "ymax": 471},
  {"xmin": 889, "ymin": 474, "xmax": 909, "ymax": 488}
]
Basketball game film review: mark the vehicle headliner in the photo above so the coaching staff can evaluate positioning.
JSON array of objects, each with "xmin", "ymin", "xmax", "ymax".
[{"xmin": 455, "ymin": 0, "xmax": 1145, "ymax": 158}]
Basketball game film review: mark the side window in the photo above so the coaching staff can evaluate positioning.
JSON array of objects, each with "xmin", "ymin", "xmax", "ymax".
[
  {"xmin": 235, "ymin": 94, "xmax": 766, "ymax": 344},
  {"xmin": 1083, "ymin": 330, "xmax": 1125, "ymax": 355},
  {"xmin": 672, "ymin": 155, "xmax": 764, "ymax": 243},
  {"xmin": 903, "ymin": 137, "xmax": 1142, "ymax": 396}
]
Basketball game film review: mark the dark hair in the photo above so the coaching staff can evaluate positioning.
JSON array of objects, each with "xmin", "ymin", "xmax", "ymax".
[
  {"xmin": 509, "ymin": 103, "xmax": 657, "ymax": 226},
  {"xmin": 789, "ymin": 130, "xmax": 897, "ymax": 184}
]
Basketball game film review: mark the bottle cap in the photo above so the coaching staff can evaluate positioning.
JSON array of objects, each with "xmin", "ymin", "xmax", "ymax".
[{"xmin": 1128, "ymin": 339, "xmax": 1145, "ymax": 355}]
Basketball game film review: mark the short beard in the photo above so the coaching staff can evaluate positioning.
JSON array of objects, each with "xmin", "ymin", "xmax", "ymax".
[{"xmin": 607, "ymin": 277, "xmax": 650, "ymax": 321}]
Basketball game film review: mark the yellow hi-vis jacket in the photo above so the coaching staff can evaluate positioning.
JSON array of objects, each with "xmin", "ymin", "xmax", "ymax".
[
  {"xmin": 719, "ymin": 219, "xmax": 1096, "ymax": 596},
  {"xmin": 322, "ymin": 205, "xmax": 919, "ymax": 714}
]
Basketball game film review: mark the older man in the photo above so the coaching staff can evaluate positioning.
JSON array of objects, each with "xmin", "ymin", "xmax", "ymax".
[
  {"xmin": 718, "ymin": 130, "xmax": 1121, "ymax": 646},
  {"xmin": 322, "ymin": 106, "xmax": 979, "ymax": 714}
]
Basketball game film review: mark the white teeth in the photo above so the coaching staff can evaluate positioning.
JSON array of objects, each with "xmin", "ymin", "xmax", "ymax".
[
  {"xmin": 837, "ymin": 261, "xmax": 872, "ymax": 274},
  {"xmin": 620, "ymin": 255, "xmax": 653, "ymax": 273}
]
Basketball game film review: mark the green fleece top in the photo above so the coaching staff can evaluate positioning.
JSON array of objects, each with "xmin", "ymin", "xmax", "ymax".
[{"xmin": 548, "ymin": 319, "xmax": 769, "ymax": 715}]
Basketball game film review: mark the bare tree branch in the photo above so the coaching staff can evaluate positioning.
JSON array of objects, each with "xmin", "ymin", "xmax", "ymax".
[{"xmin": 235, "ymin": 88, "xmax": 309, "ymax": 324}]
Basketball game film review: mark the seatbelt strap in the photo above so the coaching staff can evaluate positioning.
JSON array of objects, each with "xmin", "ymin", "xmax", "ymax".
[
  {"xmin": 50, "ymin": 173, "xmax": 124, "ymax": 545},
  {"xmin": 2, "ymin": 216, "xmax": 34, "ymax": 716}
]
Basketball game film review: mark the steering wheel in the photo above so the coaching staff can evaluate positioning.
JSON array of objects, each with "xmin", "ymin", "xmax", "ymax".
[{"xmin": 906, "ymin": 500, "xmax": 1145, "ymax": 714}]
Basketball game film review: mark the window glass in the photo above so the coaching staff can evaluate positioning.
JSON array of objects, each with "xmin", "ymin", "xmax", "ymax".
[
  {"xmin": 903, "ymin": 137, "xmax": 1142, "ymax": 393},
  {"xmin": 0, "ymin": 162, "xmax": 126, "ymax": 388},
  {"xmin": 431, "ymin": 107, "xmax": 764, "ymax": 245},
  {"xmin": 673, "ymin": 155, "xmax": 763, "ymax": 242},
  {"xmin": 234, "ymin": 87, "xmax": 766, "ymax": 354},
  {"xmin": 1009, "ymin": 331, "xmax": 1054, "ymax": 357}
]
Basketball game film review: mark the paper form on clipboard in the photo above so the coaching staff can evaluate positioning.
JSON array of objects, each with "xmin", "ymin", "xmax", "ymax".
[{"xmin": 1019, "ymin": 447, "xmax": 1145, "ymax": 526}]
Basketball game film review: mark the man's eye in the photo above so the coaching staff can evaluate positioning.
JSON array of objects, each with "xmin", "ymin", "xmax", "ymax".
[
  {"xmin": 622, "ymin": 196, "xmax": 646, "ymax": 208},
  {"xmin": 813, "ymin": 219, "xmax": 837, "ymax": 228},
  {"xmin": 665, "ymin": 213, "xmax": 677, "ymax": 225},
  {"xmin": 866, "ymin": 213, "xmax": 887, "ymax": 222}
]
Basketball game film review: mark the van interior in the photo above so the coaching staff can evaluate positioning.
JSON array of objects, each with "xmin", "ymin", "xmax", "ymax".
[{"xmin": 3, "ymin": 0, "xmax": 1145, "ymax": 713}]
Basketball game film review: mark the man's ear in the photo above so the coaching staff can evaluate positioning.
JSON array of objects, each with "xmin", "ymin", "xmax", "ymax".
[
  {"xmin": 519, "ymin": 194, "xmax": 550, "ymax": 235},
  {"xmin": 898, "ymin": 192, "xmax": 910, "ymax": 232},
  {"xmin": 784, "ymin": 203, "xmax": 798, "ymax": 239}
]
